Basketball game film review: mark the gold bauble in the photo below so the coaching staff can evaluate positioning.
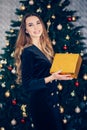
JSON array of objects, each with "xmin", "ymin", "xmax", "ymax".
[
  {"xmin": 60, "ymin": 106, "xmax": 64, "ymax": 113},
  {"xmin": 5, "ymin": 91, "xmax": 10, "ymax": 97},
  {"xmin": 6, "ymin": 41, "xmax": 9, "ymax": 46},
  {"xmin": 63, "ymin": 118, "xmax": 67, "ymax": 124},
  {"xmin": 0, "ymin": 127, "xmax": 5, "ymax": 130},
  {"xmin": 18, "ymin": 15, "xmax": 23, "ymax": 21},
  {"xmin": 83, "ymin": 95, "xmax": 87, "ymax": 101},
  {"xmin": 20, "ymin": 5, "xmax": 25, "ymax": 10},
  {"xmin": 10, "ymin": 29, "xmax": 14, "ymax": 33},
  {"xmin": 0, "ymin": 64, "xmax": 3, "ymax": 68},
  {"xmin": 47, "ymin": 4, "xmax": 51, "ymax": 9},
  {"xmin": 66, "ymin": 35, "xmax": 70, "ymax": 40},
  {"xmin": 11, "ymin": 85, "xmax": 15, "ymax": 89},
  {"xmin": 51, "ymin": 15, "xmax": 56, "ymax": 19},
  {"xmin": 57, "ymin": 83, "xmax": 63, "ymax": 91},
  {"xmin": 83, "ymin": 74, "xmax": 87, "ymax": 80},
  {"xmin": 22, "ymin": 112, "xmax": 27, "ymax": 117},
  {"xmin": 72, "ymin": 16, "xmax": 76, "ymax": 21}
]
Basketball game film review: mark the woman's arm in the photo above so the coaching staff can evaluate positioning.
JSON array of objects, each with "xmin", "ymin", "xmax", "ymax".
[{"xmin": 44, "ymin": 70, "xmax": 73, "ymax": 83}]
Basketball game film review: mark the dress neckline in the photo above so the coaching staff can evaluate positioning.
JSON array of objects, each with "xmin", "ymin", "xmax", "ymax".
[{"xmin": 32, "ymin": 44, "xmax": 51, "ymax": 63}]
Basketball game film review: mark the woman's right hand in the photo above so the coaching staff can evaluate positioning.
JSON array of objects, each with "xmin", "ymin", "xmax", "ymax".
[
  {"xmin": 44, "ymin": 70, "xmax": 73, "ymax": 84},
  {"xmin": 51, "ymin": 70, "xmax": 73, "ymax": 81}
]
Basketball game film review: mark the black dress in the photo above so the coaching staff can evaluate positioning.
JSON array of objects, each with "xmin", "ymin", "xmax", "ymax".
[{"xmin": 21, "ymin": 45, "xmax": 63, "ymax": 130}]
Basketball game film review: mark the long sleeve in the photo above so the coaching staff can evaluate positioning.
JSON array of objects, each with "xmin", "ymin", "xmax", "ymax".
[{"xmin": 21, "ymin": 48, "xmax": 46, "ymax": 92}]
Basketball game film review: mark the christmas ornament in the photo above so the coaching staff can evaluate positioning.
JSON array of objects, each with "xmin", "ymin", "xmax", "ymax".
[
  {"xmin": 8, "ymin": 66, "xmax": 13, "ymax": 71},
  {"xmin": 0, "ymin": 103, "xmax": 3, "ymax": 109},
  {"xmin": 47, "ymin": 4, "xmax": 51, "ymax": 9},
  {"xmin": 0, "ymin": 64, "xmax": 3, "ymax": 68},
  {"xmin": 75, "ymin": 106, "xmax": 81, "ymax": 113},
  {"xmin": 0, "ymin": 127, "xmax": 5, "ymax": 130},
  {"xmin": 21, "ymin": 104, "xmax": 27, "ymax": 117},
  {"xmin": 22, "ymin": 112, "xmax": 27, "ymax": 117},
  {"xmin": 12, "ymin": 99, "xmax": 17, "ymax": 105},
  {"xmin": 5, "ymin": 91, "xmax": 10, "ymax": 97},
  {"xmin": 52, "ymin": 39, "xmax": 56, "ymax": 45},
  {"xmin": 72, "ymin": 16, "xmax": 76, "ymax": 21},
  {"xmin": 60, "ymin": 106, "xmax": 64, "ymax": 113},
  {"xmin": 10, "ymin": 29, "xmax": 14, "ymax": 33},
  {"xmin": 63, "ymin": 118, "xmax": 67, "ymax": 124},
  {"xmin": 83, "ymin": 74, "xmax": 87, "ymax": 80},
  {"xmin": 66, "ymin": 35, "xmax": 70, "ymax": 40},
  {"xmin": 20, "ymin": 4, "xmax": 25, "ymax": 10},
  {"xmin": 11, "ymin": 119, "xmax": 17, "ymax": 125},
  {"xmin": 56, "ymin": 91, "xmax": 59, "ymax": 95},
  {"xmin": 51, "ymin": 92, "xmax": 54, "ymax": 96},
  {"xmin": 0, "ymin": 75, "xmax": 3, "ymax": 79},
  {"xmin": 80, "ymin": 51, "xmax": 84, "ymax": 56},
  {"xmin": 1, "ymin": 82, "xmax": 6, "ymax": 88},
  {"xmin": 6, "ymin": 41, "xmax": 9, "ymax": 46},
  {"xmin": 0, "ymin": 59, "xmax": 7, "ymax": 64},
  {"xmin": 63, "ymin": 44, "xmax": 68, "ymax": 50},
  {"xmin": 11, "ymin": 85, "xmax": 15, "ymax": 89},
  {"xmin": 36, "ymin": 8, "xmax": 42, "ymax": 13},
  {"xmin": 11, "ymin": 68, "xmax": 16, "ymax": 74},
  {"xmin": 21, "ymin": 118, "xmax": 25, "ymax": 123},
  {"xmin": 29, "ymin": 0, "xmax": 34, "ymax": 5},
  {"xmin": 31, "ymin": 123, "xmax": 35, "ymax": 128},
  {"xmin": 51, "ymin": 15, "xmax": 56, "ymax": 19},
  {"xmin": 76, "ymin": 40, "xmax": 79, "ymax": 44},
  {"xmin": 57, "ymin": 83, "xmax": 63, "ymax": 91},
  {"xmin": 53, "ymin": 104, "xmax": 56, "ymax": 108},
  {"xmin": 67, "ymin": 16, "xmax": 72, "ymax": 22},
  {"xmin": 47, "ymin": 20, "xmax": 51, "ymax": 27},
  {"xmin": 67, "ymin": 25, "xmax": 70, "ymax": 29},
  {"xmin": 75, "ymin": 81, "xmax": 79, "ymax": 87},
  {"xmin": 83, "ymin": 95, "xmax": 87, "ymax": 101},
  {"xmin": 71, "ymin": 90, "xmax": 75, "ymax": 97},
  {"xmin": 57, "ymin": 24, "xmax": 62, "ymax": 30},
  {"xmin": 18, "ymin": 15, "xmax": 23, "ymax": 21},
  {"xmin": 11, "ymin": 52, "xmax": 14, "ymax": 57}
]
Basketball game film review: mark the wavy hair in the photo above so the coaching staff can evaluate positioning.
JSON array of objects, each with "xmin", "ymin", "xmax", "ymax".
[{"xmin": 14, "ymin": 13, "xmax": 54, "ymax": 84}]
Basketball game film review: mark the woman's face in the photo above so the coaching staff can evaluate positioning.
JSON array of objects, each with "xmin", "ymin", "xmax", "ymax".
[{"xmin": 25, "ymin": 16, "xmax": 43, "ymax": 39}]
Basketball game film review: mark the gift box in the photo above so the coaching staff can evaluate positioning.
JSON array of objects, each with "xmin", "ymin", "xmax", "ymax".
[{"xmin": 50, "ymin": 53, "xmax": 82, "ymax": 78}]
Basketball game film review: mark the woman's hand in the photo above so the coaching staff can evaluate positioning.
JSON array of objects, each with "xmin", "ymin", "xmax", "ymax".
[
  {"xmin": 44, "ymin": 70, "xmax": 73, "ymax": 84},
  {"xmin": 51, "ymin": 70, "xmax": 73, "ymax": 81}
]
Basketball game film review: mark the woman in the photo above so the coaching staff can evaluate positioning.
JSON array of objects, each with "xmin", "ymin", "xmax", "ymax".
[{"xmin": 14, "ymin": 13, "xmax": 72, "ymax": 130}]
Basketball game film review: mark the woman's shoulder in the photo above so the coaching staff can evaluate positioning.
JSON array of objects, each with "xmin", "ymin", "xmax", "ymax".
[{"xmin": 22, "ymin": 45, "xmax": 35, "ymax": 54}]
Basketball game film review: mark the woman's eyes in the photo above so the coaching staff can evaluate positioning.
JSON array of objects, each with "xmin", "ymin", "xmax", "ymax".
[
  {"xmin": 37, "ymin": 22, "xmax": 41, "ymax": 24},
  {"xmin": 28, "ymin": 22, "xmax": 41, "ymax": 27}
]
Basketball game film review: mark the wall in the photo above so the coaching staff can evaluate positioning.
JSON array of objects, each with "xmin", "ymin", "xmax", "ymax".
[{"xmin": 0, "ymin": 0, "xmax": 87, "ymax": 53}]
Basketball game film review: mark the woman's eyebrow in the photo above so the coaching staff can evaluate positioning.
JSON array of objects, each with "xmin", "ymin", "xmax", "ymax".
[{"xmin": 26, "ymin": 20, "xmax": 40, "ymax": 25}]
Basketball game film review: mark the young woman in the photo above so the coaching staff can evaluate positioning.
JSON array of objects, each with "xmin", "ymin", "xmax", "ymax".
[{"xmin": 14, "ymin": 13, "xmax": 72, "ymax": 130}]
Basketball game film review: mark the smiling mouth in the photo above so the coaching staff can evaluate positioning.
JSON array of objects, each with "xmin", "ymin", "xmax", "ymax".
[{"xmin": 34, "ymin": 30, "xmax": 41, "ymax": 34}]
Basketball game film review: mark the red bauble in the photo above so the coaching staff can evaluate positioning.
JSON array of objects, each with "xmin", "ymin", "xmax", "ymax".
[
  {"xmin": 75, "ymin": 81, "xmax": 79, "ymax": 87},
  {"xmin": 63, "ymin": 45, "xmax": 67, "ymax": 50},
  {"xmin": 8, "ymin": 66, "xmax": 13, "ymax": 71},
  {"xmin": 21, "ymin": 118, "xmax": 25, "ymax": 124},
  {"xmin": 67, "ymin": 17, "xmax": 72, "ymax": 22},
  {"xmin": 12, "ymin": 99, "xmax": 17, "ymax": 105}
]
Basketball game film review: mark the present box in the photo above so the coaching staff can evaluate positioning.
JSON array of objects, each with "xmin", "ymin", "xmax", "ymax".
[{"xmin": 50, "ymin": 53, "xmax": 82, "ymax": 78}]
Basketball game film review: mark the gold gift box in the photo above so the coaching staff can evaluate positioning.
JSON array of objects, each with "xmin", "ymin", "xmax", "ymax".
[{"xmin": 50, "ymin": 53, "xmax": 82, "ymax": 78}]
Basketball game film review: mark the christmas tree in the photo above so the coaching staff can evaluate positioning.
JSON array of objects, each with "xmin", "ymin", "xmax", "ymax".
[{"xmin": 0, "ymin": 0, "xmax": 87, "ymax": 130}]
